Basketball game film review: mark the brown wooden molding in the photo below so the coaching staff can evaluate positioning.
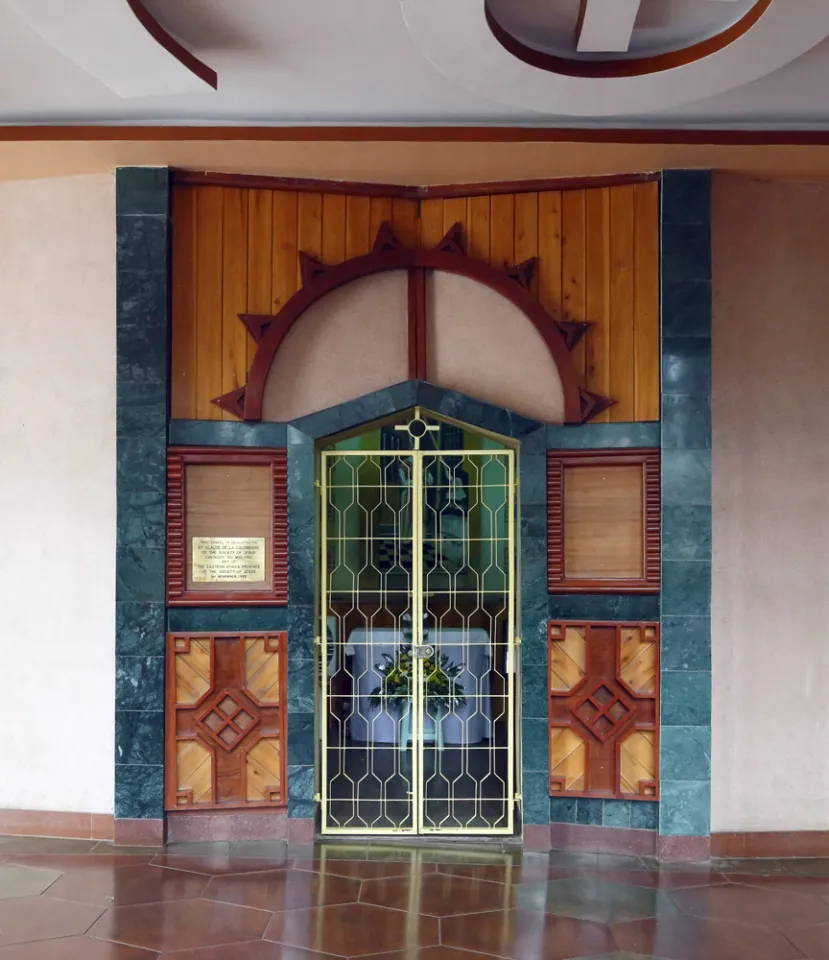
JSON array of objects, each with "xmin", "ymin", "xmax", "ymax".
[
  {"xmin": 547, "ymin": 448, "xmax": 661, "ymax": 594},
  {"xmin": 578, "ymin": 388, "xmax": 616, "ymax": 424},
  {"xmin": 234, "ymin": 221, "xmax": 582, "ymax": 423},
  {"xmin": 125, "ymin": 0, "xmax": 218, "ymax": 90},
  {"xmin": 486, "ymin": 0, "xmax": 773, "ymax": 80},
  {"xmin": 408, "ymin": 267, "xmax": 427, "ymax": 380},
  {"xmin": 171, "ymin": 169, "xmax": 659, "ymax": 198},
  {"xmin": 11, "ymin": 127, "xmax": 829, "ymax": 146},
  {"xmin": 166, "ymin": 446, "xmax": 288, "ymax": 606}
]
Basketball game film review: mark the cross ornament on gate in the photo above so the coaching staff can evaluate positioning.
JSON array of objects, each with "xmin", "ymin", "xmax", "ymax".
[{"xmin": 394, "ymin": 407, "xmax": 440, "ymax": 450}]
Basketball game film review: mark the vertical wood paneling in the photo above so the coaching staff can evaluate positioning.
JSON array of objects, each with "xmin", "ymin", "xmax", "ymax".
[
  {"xmin": 296, "ymin": 193, "xmax": 322, "ymax": 287},
  {"xmin": 489, "ymin": 194, "xmax": 515, "ymax": 270},
  {"xmin": 271, "ymin": 191, "xmax": 299, "ymax": 314},
  {"xmin": 419, "ymin": 198, "xmax": 444, "ymax": 247},
  {"xmin": 585, "ymin": 188, "xmax": 611, "ymax": 421},
  {"xmin": 346, "ymin": 196, "xmax": 372, "ymax": 258},
  {"xmin": 321, "ymin": 194, "xmax": 347, "ymax": 265},
  {"xmin": 221, "ymin": 189, "xmax": 249, "ymax": 420},
  {"xmin": 608, "ymin": 186, "xmax": 636, "ymax": 422},
  {"xmin": 442, "ymin": 197, "xmax": 467, "ymax": 236},
  {"xmin": 562, "ymin": 190, "xmax": 587, "ymax": 386},
  {"xmin": 195, "ymin": 187, "xmax": 224, "ymax": 420},
  {"xmin": 370, "ymin": 197, "xmax": 392, "ymax": 241},
  {"xmin": 514, "ymin": 193, "xmax": 539, "ymax": 298},
  {"xmin": 246, "ymin": 190, "xmax": 273, "ymax": 370},
  {"xmin": 634, "ymin": 182, "xmax": 660, "ymax": 421},
  {"xmin": 391, "ymin": 198, "xmax": 419, "ymax": 248},
  {"xmin": 171, "ymin": 186, "xmax": 197, "ymax": 419},
  {"xmin": 170, "ymin": 181, "xmax": 660, "ymax": 423},
  {"xmin": 467, "ymin": 196, "xmax": 491, "ymax": 262},
  {"xmin": 538, "ymin": 191, "xmax": 563, "ymax": 325}
]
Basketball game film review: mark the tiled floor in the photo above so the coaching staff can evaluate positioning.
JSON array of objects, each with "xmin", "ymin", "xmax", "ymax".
[{"xmin": 1, "ymin": 836, "xmax": 829, "ymax": 959}]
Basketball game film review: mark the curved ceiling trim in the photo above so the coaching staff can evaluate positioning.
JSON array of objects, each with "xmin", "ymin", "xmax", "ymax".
[
  {"xmin": 400, "ymin": 0, "xmax": 829, "ymax": 116},
  {"xmin": 5, "ymin": 0, "xmax": 216, "ymax": 98},
  {"xmin": 485, "ymin": 0, "xmax": 773, "ymax": 80}
]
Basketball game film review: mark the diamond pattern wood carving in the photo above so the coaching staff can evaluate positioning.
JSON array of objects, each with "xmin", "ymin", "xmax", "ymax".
[
  {"xmin": 166, "ymin": 632, "xmax": 288, "ymax": 811},
  {"xmin": 548, "ymin": 621, "xmax": 659, "ymax": 800}
]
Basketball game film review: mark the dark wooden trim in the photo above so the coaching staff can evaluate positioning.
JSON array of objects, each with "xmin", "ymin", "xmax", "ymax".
[
  {"xmin": 172, "ymin": 168, "xmax": 659, "ymax": 198},
  {"xmin": 711, "ymin": 831, "xmax": 829, "ymax": 859},
  {"xmin": 166, "ymin": 446, "xmax": 288, "ymax": 606},
  {"xmin": 486, "ymin": 0, "xmax": 773, "ymax": 79},
  {"xmin": 547, "ymin": 449, "xmax": 661, "ymax": 593},
  {"xmin": 243, "ymin": 225, "xmax": 582, "ymax": 423},
  {"xmin": 10, "ymin": 126, "xmax": 829, "ymax": 145},
  {"xmin": 125, "ymin": 0, "xmax": 217, "ymax": 90},
  {"xmin": 165, "ymin": 632, "xmax": 288, "ymax": 812},
  {"xmin": 408, "ymin": 267, "xmax": 427, "ymax": 379}
]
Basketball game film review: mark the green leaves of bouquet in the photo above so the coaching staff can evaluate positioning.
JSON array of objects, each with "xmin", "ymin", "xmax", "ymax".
[{"xmin": 369, "ymin": 644, "xmax": 467, "ymax": 714}]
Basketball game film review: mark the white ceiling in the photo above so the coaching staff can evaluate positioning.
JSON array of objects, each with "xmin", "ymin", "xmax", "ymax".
[{"xmin": 2, "ymin": 0, "xmax": 829, "ymax": 126}]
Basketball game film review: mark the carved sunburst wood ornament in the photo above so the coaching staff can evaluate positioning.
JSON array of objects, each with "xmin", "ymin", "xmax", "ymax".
[{"xmin": 213, "ymin": 221, "xmax": 613, "ymax": 424}]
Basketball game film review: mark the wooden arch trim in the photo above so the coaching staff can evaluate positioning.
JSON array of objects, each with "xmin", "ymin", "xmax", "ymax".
[
  {"xmin": 125, "ymin": 0, "xmax": 218, "ymax": 89},
  {"xmin": 217, "ymin": 223, "xmax": 609, "ymax": 424}
]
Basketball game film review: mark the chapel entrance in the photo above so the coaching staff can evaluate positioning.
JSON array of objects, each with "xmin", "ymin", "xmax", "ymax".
[{"xmin": 318, "ymin": 408, "xmax": 519, "ymax": 836}]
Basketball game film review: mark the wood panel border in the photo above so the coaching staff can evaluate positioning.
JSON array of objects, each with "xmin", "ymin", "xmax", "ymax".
[
  {"xmin": 547, "ymin": 449, "xmax": 661, "ymax": 593},
  {"xmin": 171, "ymin": 170, "xmax": 659, "ymax": 198},
  {"xmin": 166, "ymin": 446, "xmax": 288, "ymax": 606}
]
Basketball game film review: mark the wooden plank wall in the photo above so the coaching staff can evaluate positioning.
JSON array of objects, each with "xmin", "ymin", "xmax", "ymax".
[{"xmin": 171, "ymin": 183, "xmax": 659, "ymax": 422}]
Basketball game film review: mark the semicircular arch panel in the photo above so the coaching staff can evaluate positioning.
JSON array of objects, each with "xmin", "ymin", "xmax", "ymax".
[
  {"xmin": 261, "ymin": 270, "xmax": 409, "ymax": 422},
  {"xmin": 427, "ymin": 270, "xmax": 565, "ymax": 424}
]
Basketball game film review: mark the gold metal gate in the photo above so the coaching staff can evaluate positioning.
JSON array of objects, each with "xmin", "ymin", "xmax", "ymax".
[{"xmin": 319, "ymin": 410, "xmax": 517, "ymax": 835}]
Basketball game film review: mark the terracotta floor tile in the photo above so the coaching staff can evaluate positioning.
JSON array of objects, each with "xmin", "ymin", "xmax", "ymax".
[
  {"xmin": 292, "ymin": 859, "xmax": 438, "ymax": 880},
  {"xmin": 360, "ymin": 871, "xmax": 515, "ymax": 917},
  {"xmin": 88, "ymin": 898, "xmax": 271, "ymax": 952},
  {"xmin": 783, "ymin": 858, "xmax": 829, "ymax": 878},
  {"xmin": 264, "ymin": 902, "xmax": 440, "ymax": 957},
  {"xmin": 150, "ymin": 854, "xmax": 291, "ymax": 875},
  {"xmin": 726, "ymin": 874, "xmax": 829, "ymax": 895},
  {"xmin": 0, "ymin": 838, "xmax": 99, "ymax": 855},
  {"xmin": 161, "ymin": 942, "xmax": 339, "ymax": 960},
  {"xmin": 0, "ymin": 936, "xmax": 156, "ymax": 959},
  {"xmin": 9, "ymin": 854, "xmax": 153, "ymax": 871},
  {"xmin": 440, "ymin": 908, "xmax": 617, "ymax": 959},
  {"xmin": 670, "ymin": 883, "xmax": 829, "ymax": 927},
  {"xmin": 516, "ymin": 878, "xmax": 677, "ymax": 924},
  {"xmin": 436, "ymin": 861, "xmax": 550, "ymax": 884},
  {"xmin": 44, "ymin": 863, "xmax": 209, "ymax": 907},
  {"xmin": 589, "ymin": 870, "xmax": 728, "ymax": 890},
  {"xmin": 710, "ymin": 859, "xmax": 790, "ymax": 876},
  {"xmin": 361, "ymin": 949, "xmax": 523, "ymax": 960},
  {"xmin": 548, "ymin": 853, "xmax": 646, "ymax": 870},
  {"xmin": 0, "ymin": 896, "xmax": 104, "ymax": 945},
  {"xmin": 612, "ymin": 915, "xmax": 804, "ymax": 960},
  {"xmin": 781, "ymin": 921, "xmax": 829, "ymax": 959},
  {"xmin": 205, "ymin": 868, "xmax": 360, "ymax": 912},
  {"xmin": 0, "ymin": 863, "xmax": 62, "ymax": 899}
]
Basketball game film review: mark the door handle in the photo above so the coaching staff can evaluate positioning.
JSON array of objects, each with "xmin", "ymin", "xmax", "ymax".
[{"xmin": 413, "ymin": 644, "xmax": 434, "ymax": 659}]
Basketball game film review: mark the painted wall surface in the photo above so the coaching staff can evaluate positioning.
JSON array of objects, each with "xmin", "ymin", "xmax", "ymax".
[
  {"xmin": 0, "ymin": 174, "xmax": 116, "ymax": 814},
  {"xmin": 711, "ymin": 174, "xmax": 829, "ymax": 832}
]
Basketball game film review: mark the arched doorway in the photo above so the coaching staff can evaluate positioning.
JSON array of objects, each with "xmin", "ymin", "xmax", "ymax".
[{"xmin": 318, "ymin": 407, "xmax": 519, "ymax": 836}]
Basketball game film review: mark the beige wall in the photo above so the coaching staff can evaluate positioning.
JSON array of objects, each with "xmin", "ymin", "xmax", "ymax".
[
  {"xmin": 8, "ymin": 137, "xmax": 829, "ymax": 186},
  {"xmin": 0, "ymin": 174, "xmax": 116, "ymax": 814},
  {"xmin": 712, "ymin": 174, "xmax": 829, "ymax": 832}
]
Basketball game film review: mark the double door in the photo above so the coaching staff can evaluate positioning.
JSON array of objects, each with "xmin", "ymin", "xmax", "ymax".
[{"xmin": 319, "ymin": 435, "xmax": 517, "ymax": 835}]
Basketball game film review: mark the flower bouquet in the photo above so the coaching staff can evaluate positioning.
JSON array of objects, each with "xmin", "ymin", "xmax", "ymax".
[{"xmin": 368, "ymin": 644, "xmax": 467, "ymax": 717}]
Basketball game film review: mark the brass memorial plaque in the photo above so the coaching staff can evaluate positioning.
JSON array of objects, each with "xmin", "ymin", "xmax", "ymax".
[{"xmin": 192, "ymin": 537, "xmax": 266, "ymax": 583}]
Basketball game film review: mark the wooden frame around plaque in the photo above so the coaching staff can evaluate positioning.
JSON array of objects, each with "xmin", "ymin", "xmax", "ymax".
[
  {"xmin": 166, "ymin": 446, "xmax": 288, "ymax": 606},
  {"xmin": 547, "ymin": 449, "xmax": 660, "ymax": 594}
]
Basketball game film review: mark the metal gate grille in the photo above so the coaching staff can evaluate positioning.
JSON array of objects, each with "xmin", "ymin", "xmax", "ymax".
[{"xmin": 319, "ymin": 414, "xmax": 516, "ymax": 836}]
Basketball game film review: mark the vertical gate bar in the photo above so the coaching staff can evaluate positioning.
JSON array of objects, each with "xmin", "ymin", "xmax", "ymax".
[
  {"xmin": 507, "ymin": 449, "xmax": 516, "ymax": 834},
  {"xmin": 412, "ymin": 447, "xmax": 424, "ymax": 834},
  {"xmin": 319, "ymin": 451, "xmax": 330, "ymax": 833}
]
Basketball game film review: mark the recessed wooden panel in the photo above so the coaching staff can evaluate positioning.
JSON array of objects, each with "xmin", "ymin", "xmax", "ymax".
[
  {"xmin": 563, "ymin": 463, "xmax": 644, "ymax": 580},
  {"xmin": 170, "ymin": 181, "xmax": 659, "ymax": 423},
  {"xmin": 167, "ymin": 447, "xmax": 288, "ymax": 606},
  {"xmin": 548, "ymin": 449, "xmax": 660, "ymax": 594},
  {"xmin": 166, "ymin": 632, "xmax": 288, "ymax": 812},
  {"xmin": 548, "ymin": 621, "xmax": 659, "ymax": 800}
]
